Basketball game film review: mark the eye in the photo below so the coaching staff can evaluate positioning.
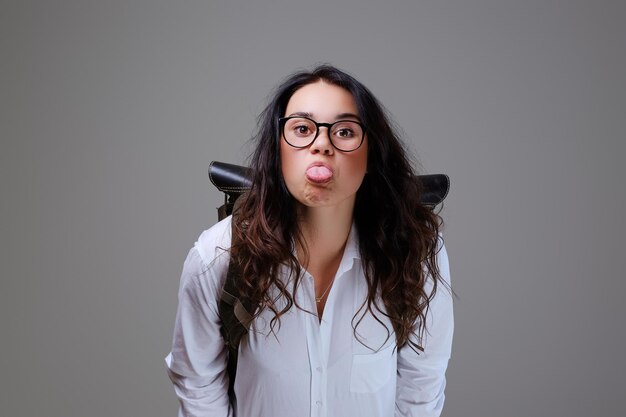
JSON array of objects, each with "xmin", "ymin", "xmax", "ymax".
[
  {"xmin": 335, "ymin": 128, "xmax": 355, "ymax": 138},
  {"xmin": 285, "ymin": 118, "xmax": 316, "ymax": 137},
  {"xmin": 332, "ymin": 121, "xmax": 361, "ymax": 140},
  {"xmin": 294, "ymin": 124, "xmax": 312, "ymax": 135}
]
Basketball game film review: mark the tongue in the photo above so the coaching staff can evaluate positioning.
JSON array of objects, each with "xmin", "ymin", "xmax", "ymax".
[{"xmin": 306, "ymin": 166, "xmax": 333, "ymax": 183}]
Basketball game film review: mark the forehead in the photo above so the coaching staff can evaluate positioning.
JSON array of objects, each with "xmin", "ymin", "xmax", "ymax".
[{"xmin": 285, "ymin": 81, "xmax": 358, "ymax": 119}]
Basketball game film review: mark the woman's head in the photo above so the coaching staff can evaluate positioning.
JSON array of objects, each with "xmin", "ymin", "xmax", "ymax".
[{"xmin": 249, "ymin": 64, "xmax": 411, "ymax": 213}]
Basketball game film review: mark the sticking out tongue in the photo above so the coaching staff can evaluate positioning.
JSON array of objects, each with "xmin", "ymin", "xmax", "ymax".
[{"xmin": 306, "ymin": 165, "xmax": 333, "ymax": 183}]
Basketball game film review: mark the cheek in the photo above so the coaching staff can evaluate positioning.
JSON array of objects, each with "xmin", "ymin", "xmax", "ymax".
[
  {"xmin": 280, "ymin": 142, "xmax": 299, "ymax": 189},
  {"xmin": 335, "ymin": 154, "xmax": 367, "ymax": 197},
  {"xmin": 348, "ymin": 143, "xmax": 368, "ymax": 184}
]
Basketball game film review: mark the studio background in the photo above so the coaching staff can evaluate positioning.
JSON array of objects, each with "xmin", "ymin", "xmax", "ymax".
[{"xmin": 2, "ymin": 1, "xmax": 624, "ymax": 416}]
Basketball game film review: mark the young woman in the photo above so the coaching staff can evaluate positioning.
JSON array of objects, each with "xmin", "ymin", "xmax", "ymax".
[{"xmin": 165, "ymin": 65, "xmax": 453, "ymax": 417}]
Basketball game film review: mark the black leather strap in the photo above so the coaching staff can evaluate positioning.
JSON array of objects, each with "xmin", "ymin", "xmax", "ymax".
[
  {"xmin": 417, "ymin": 174, "xmax": 450, "ymax": 208},
  {"xmin": 209, "ymin": 160, "xmax": 450, "ymax": 217},
  {"xmin": 217, "ymin": 194, "xmax": 256, "ymax": 405}
]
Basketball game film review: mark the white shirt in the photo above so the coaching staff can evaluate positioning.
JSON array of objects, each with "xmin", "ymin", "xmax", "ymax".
[{"xmin": 165, "ymin": 216, "xmax": 453, "ymax": 417}]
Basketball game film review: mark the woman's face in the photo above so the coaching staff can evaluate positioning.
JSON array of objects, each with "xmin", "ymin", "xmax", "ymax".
[{"xmin": 280, "ymin": 81, "xmax": 368, "ymax": 210}]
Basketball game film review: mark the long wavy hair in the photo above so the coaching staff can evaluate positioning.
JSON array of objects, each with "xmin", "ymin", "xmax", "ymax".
[{"xmin": 231, "ymin": 65, "xmax": 444, "ymax": 351}]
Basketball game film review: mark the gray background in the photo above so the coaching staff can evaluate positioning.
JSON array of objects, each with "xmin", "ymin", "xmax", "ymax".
[{"xmin": 2, "ymin": 1, "xmax": 624, "ymax": 416}]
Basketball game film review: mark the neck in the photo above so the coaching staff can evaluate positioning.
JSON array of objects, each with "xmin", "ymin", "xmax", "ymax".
[{"xmin": 297, "ymin": 198, "xmax": 355, "ymax": 265}]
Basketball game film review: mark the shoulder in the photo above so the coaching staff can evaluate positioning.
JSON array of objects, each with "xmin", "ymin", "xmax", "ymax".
[
  {"xmin": 177, "ymin": 216, "xmax": 233, "ymax": 298},
  {"xmin": 194, "ymin": 215, "xmax": 233, "ymax": 267},
  {"xmin": 436, "ymin": 233, "xmax": 450, "ymax": 284},
  {"xmin": 420, "ymin": 233, "xmax": 450, "ymax": 297}
]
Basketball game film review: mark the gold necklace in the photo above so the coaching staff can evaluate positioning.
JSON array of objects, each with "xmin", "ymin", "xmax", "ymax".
[{"xmin": 315, "ymin": 278, "xmax": 335, "ymax": 303}]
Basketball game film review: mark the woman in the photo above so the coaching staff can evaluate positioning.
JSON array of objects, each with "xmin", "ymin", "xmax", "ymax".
[{"xmin": 165, "ymin": 65, "xmax": 453, "ymax": 417}]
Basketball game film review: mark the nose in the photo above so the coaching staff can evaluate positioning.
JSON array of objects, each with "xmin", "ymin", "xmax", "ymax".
[{"xmin": 310, "ymin": 126, "xmax": 334, "ymax": 155}]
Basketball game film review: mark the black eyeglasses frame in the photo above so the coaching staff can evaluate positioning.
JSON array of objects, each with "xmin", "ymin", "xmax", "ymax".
[{"xmin": 278, "ymin": 116, "xmax": 366, "ymax": 152}]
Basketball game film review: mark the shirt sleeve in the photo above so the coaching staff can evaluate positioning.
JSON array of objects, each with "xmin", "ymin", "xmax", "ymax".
[
  {"xmin": 164, "ymin": 246, "xmax": 233, "ymax": 417},
  {"xmin": 395, "ymin": 241, "xmax": 454, "ymax": 417}
]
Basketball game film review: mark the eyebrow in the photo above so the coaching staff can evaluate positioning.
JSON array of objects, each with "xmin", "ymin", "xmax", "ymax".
[{"xmin": 287, "ymin": 111, "xmax": 361, "ymax": 121}]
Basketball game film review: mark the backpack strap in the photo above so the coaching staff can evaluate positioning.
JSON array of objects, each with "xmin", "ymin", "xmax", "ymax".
[
  {"xmin": 209, "ymin": 160, "xmax": 450, "ymax": 213},
  {"xmin": 217, "ymin": 194, "xmax": 258, "ymax": 404},
  {"xmin": 209, "ymin": 161, "xmax": 253, "ymax": 221}
]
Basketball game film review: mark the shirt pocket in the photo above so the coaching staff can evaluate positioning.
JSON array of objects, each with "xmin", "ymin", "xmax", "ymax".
[{"xmin": 350, "ymin": 343, "xmax": 396, "ymax": 393}]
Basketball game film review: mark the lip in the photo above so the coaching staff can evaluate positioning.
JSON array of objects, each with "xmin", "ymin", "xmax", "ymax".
[{"xmin": 306, "ymin": 161, "xmax": 334, "ymax": 172}]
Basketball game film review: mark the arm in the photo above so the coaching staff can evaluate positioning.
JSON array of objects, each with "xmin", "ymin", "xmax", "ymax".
[
  {"xmin": 395, "ymin": 242, "xmax": 454, "ymax": 417},
  {"xmin": 165, "ymin": 246, "xmax": 233, "ymax": 417}
]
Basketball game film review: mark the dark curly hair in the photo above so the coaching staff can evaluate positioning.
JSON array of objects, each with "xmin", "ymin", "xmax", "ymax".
[{"xmin": 231, "ymin": 64, "xmax": 444, "ymax": 351}]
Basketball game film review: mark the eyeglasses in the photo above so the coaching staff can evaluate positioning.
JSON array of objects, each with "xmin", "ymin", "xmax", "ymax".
[{"xmin": 279, "ymin": 116, "xmax": 366, "ymax": 152}]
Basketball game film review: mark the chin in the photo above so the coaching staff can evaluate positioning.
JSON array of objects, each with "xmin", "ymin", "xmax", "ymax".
[{"xmin": 300, "ymin": 190, "xmax": 332, "ymax": 206}]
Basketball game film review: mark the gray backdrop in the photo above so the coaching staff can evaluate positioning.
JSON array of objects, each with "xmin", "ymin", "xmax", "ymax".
[{"xmin": 2, "ymin": 1, "xmax": 625, "ymax": 416}]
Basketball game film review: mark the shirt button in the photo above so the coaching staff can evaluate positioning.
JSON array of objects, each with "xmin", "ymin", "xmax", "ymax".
[
  {"xmin": 316, "ymin": 400, "xmax": 322, "ymax": 407},
  {"xmin": 316, "ymin": 366, "xmax": 322, "ymax": 372}
]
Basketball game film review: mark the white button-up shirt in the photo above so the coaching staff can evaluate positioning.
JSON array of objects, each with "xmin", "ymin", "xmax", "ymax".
[{"xmin": 165, "ymin": 216, "xmax": 453, "ymax": 417}]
